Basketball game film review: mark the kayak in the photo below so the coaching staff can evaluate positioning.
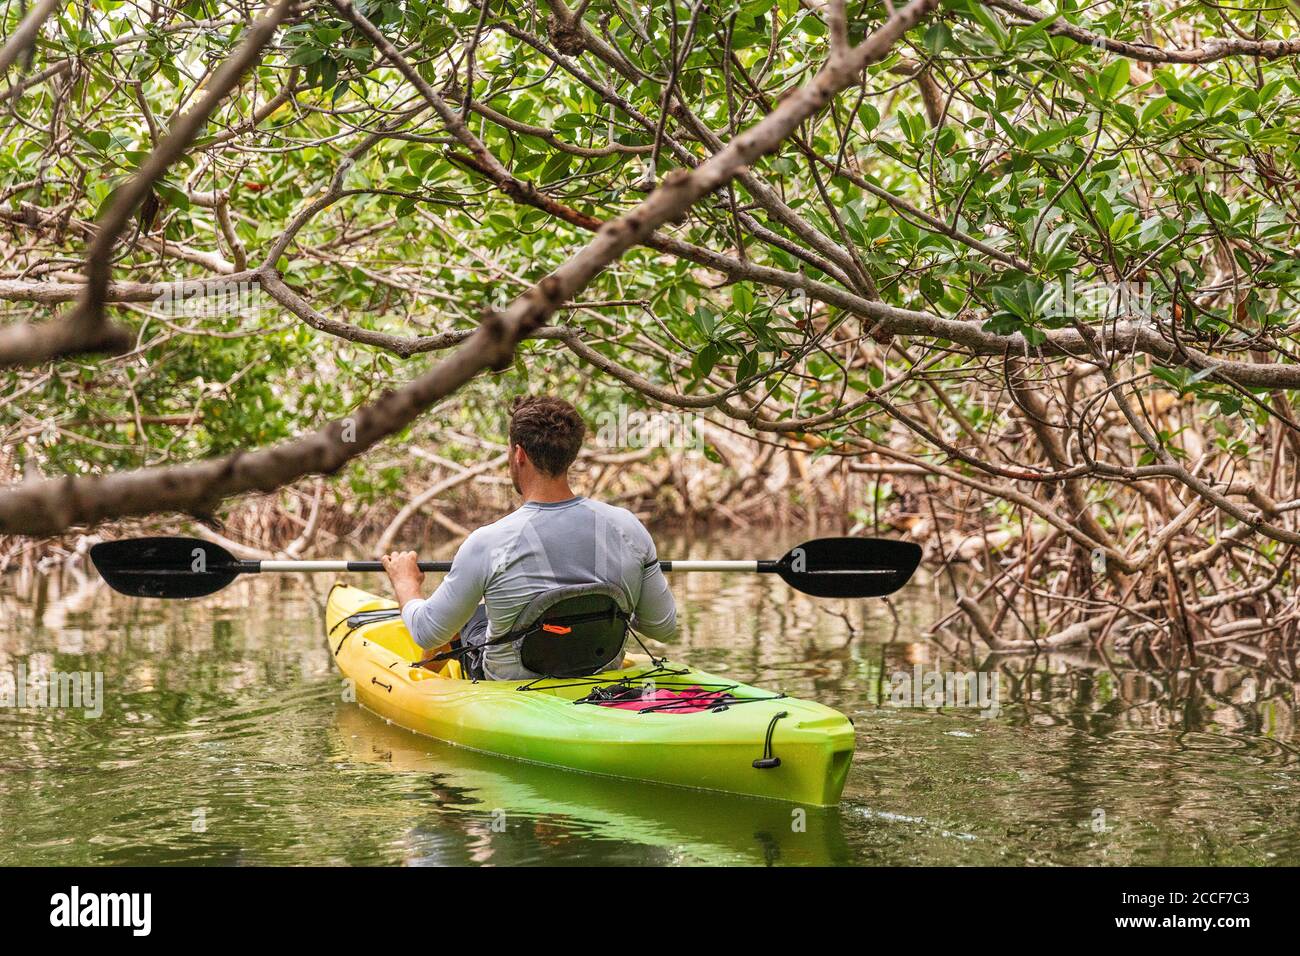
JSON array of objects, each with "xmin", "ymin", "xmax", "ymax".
[
  {"xmin": 334, "ymin": 705, "xmax": 853, "ymax": 863},
  {"xmin": 326, "ymin": 583, "xmax": 856, "ymax": 806}
]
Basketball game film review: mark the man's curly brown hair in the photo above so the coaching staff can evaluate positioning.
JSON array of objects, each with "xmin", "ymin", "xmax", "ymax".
[{"xmin": 508, "ymin": 396, "xmax": 586, "ymax": 477}]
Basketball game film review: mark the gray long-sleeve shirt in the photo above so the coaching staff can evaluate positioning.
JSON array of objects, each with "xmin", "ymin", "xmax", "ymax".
[{"xmin": 400, "ymin": 496, "xmax": 677, "ymax": 679}]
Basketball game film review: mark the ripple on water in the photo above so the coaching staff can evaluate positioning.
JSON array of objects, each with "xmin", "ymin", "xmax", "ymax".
[{"xmin": 2, "ymin": 550, "xmax": 1299, "ymax": 866}]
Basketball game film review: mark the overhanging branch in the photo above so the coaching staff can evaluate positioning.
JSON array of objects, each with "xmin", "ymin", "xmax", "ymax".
[{"xmin": 0, "ymin": 0, "xmax": 940, "ymax": 535}]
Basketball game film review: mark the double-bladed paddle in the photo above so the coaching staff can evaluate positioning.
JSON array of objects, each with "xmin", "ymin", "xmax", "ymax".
[{"xmin": 89, "ymin": 535, "xmax": 921, "ymax": 600}]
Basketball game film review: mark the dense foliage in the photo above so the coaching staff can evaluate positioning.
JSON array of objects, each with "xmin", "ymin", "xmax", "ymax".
[{"xmin": 4, "ymin": 0, "xmax": 1300, "ymax": 648}]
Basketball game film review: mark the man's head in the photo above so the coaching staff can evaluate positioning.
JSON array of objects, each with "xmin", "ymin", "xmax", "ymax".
[{"xmin": 507, "ymin": 395, "xmax": 585, "ymax": 494}]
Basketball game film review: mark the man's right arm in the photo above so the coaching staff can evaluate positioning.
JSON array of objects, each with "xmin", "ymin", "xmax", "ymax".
[{"xmin": 401, "ymin": 534, "xmax": 488, "ymax": 649}]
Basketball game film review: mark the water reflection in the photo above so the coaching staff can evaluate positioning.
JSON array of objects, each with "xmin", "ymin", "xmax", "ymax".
[{"xmin": 0, "ymin": 531, "xmax": 1297, "ymax": 865}]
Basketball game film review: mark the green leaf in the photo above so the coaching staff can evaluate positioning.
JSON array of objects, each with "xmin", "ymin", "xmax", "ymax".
[
  {"xmin": 692, "ymin": 305, "xmax": 717, "ymax": 340},
  {"xmin": 1202, "ymin": 190, "xmax": 1232, "ymax": 225},
  {"xmin": 737, "ymin": 349, "xmax": 758, "ymax": 382},
  {"xmin": 693, "ymin": 342, "xmax": 719, "ymax": 378},
  {"xmin": 798, "ymin": 13, "xmax": 826, "ymax": 37},
  {"xmin": 924, "ymin": 23, "xmax": 951, "ymax": 55},
  {"xmin": 1139, "ymin": 96, "xmax": 1171, "ymax": 126},
  {"xmin": 1165, "ymin": 85, "xmax": 1202, "ymax": 111},
  {"xmin": 288, "ymin": 45, "xmax": 323, "ymax": 66},
  {"xmin": 1096, "ymin": 59, "xmax": 1130, "ymax": 101},
  {"xmin": 857, "ymin": 103, "xmax": 880, "ymax": 133},
  {"xmin": 731, "ymin": 283, "xmax": 755, "ymax": 315},
  {"xmin": 966, "ymin": 4, "xmax": 1010, "ymax": 49},
  {"xmin": 865, "ymin": 215, "xmax": 890, "ymax": 240},
  {"xmin": 1025, "ymin": 124, "xmax": 1074, "ymax": 152},
  {"xmin": 1012, "ymin": 12, "xmax": 1061, "ymax": 45},
  {"xmin": 1108, "ymin": 211, "xmax": 1136, "ymax": 241},
  {"xmin": 153, "ymin": 180, "xmax": 190, "ymax": 211}
]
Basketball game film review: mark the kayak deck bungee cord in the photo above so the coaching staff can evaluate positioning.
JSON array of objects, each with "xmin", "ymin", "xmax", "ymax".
[{"xmin": 327, "ymin": 583, "xmax": 857, "ymax": 806}]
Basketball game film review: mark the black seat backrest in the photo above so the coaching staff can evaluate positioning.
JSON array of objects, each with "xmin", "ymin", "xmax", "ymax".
[{"xmin": 515, "ymin": 587, "xmax": 630, "ymax": 678}]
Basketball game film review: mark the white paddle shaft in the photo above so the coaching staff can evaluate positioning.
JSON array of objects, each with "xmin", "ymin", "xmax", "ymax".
[
  {"xmin": 662, "ymin": 560, "xmax": 759, "ymax": 572},
  {"xmin": 256, "ymin": 559, "xmax": 762, "ymax": 573},
  {"xmin": 260, "ymin": 560, "xmax": 355, "ymax": 571}
]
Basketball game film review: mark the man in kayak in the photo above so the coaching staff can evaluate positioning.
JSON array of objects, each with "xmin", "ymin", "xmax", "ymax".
[{"xmin": 380, "ymin": 395, "xmax": 677, "ymax": 680}]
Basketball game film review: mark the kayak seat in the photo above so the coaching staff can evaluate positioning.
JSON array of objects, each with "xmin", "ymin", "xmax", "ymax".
[
  {"xmin": 517, "ymin": 588, "xmax": 630, "ymax": 678},
  {"xmin": 438, "ymin": 584, "xmax": 631, "ymax": 679}
]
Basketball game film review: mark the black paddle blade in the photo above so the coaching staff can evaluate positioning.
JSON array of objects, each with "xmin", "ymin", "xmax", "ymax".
[
  {"xmin": 90, "ymin": 537, "xmax": 243, "ymax": 599},
  {"xmin": 773, "ymin": 537, "xmax": 921, "ymax": 598}
]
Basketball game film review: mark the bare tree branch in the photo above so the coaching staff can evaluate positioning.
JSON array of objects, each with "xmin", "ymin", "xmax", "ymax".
[
  {"xmin": 0, "ymin": 0, "xmax": 296, "ymax": 369},
  {"xmin": 0, "ymin": 0, "xmax": 61, "ymax": 79},
  {"xmin": 78, "ymin": 0, "xmax": 296, "ymax": 325},
  {"xmin": 986, "ymin": 0, "xmax": 1300, "ymax": 63},
  {"xmin": 0, "ymin": 0, "xmax": 940, "ymax": 535}
]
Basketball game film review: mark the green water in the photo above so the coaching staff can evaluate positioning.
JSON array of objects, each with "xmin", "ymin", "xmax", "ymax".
[{"xmin": 2, "ymin": 534, "xmax": 1297, "ymax": 866}]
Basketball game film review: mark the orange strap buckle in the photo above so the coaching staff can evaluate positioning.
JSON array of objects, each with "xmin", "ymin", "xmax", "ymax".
[{"xmin": 541, "ymin": 623, "xmax": 572, "ymax": 634}]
